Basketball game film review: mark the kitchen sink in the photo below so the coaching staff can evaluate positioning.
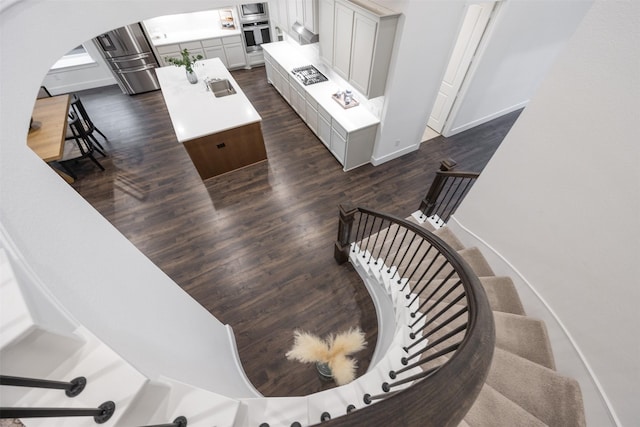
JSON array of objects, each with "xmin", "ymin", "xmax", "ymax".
[{"xmin": 207, "ymin": 78, "xmax": 236, "ymax": 97}]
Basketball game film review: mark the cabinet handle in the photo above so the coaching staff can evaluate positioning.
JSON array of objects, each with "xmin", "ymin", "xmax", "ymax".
[{"xmin": 217, "ymin": 143, "xmax": 226, "ymax": 148}]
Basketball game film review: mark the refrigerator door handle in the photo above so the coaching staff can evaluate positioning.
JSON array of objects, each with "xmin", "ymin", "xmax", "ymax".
[
  {"xmin": 117, "ymin": 64, "xmax": 158, "ymax": 74},
  {"xmin": 109, "ymin": 52, "xmax": 154, "ymax": 63}
]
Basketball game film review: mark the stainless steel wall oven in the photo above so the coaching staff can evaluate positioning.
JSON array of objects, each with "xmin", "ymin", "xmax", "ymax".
[
  {"xmin": 241, "ymin": 20, "xmax": 271, "ymax": 53},
  {"xmin": 239, "ymin": 3, "xmax": 271, "ymax": 53}
]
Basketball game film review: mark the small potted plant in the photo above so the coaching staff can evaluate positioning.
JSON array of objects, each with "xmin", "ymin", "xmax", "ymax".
[{"xmin": 165, "ymin": 48, "xmax": 204, "ymax": 84}]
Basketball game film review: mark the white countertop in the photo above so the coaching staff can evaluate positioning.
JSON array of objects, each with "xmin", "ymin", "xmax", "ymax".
[
  {"xmin": 156, "ymin": 58, "xmax": 261, "ymax": 143},
  {"xmin": 262, "ymin": 41, "xmax": 381, "ymax": 133}
]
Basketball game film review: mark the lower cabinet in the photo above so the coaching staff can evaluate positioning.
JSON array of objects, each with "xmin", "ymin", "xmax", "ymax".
[
  {"xmin": 263, "ymin": 49, "xmax": 377, "ymax": 171},
  {"xmin": 264, "ymin": 51, "xmax": 290, "ymax": 102},
  {"xmin": 317, "ymin": 105, "xmax": 332, "ymax": 149},
  {"xmin": 223, "ymin": 37, "xmax": 247, "ymax": 69},
  {"xmin": 289, "ymin": 76, "xmax": 306, "ymax": 120},
  {"xmin": 306, "ymin": 96, "xmax": 318, "ymax": 134},
  {"xmin": 156, "ymin": 35, "xmax": 247, "ymax": 70}
]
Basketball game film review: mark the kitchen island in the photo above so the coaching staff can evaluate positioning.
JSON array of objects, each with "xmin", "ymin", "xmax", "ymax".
[{"xmin": 156, "ymin": 57, "xmax": 266, "ymax": 180}]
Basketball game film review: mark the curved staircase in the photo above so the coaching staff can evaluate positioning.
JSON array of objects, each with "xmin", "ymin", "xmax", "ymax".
[
  {"xmin": 0, "ymin": 207, "xmax": 586, "ymax": 426},
  {"xmin": 403, "ymin": 217, "xmax": 586, "ymax": 427}
]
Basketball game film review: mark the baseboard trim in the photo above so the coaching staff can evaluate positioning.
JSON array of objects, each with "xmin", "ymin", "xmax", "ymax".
[
  {"xmin": 370, "ymin": 144, "xmax": 419, "ymax": 166},
  {"xmin": 443, "ymin": 100, "xmax": 528, "ymax": 137},
  {"xmin": 225, "ymin": 324, "xmax": 263, "ymax": 398},
  {"xmin": 448, "ymin": 216, "xmax": 621, "ymax": 427}
]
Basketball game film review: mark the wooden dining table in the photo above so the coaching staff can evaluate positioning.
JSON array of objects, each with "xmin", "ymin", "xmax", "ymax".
[{"xmin": 27, "ymin": 94, "xmax": 73, "ymax": 181}]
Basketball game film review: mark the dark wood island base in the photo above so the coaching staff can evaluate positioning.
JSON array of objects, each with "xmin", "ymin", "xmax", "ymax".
[{"xmin": 182, "ymin": 121, "xmax": 267, "ymax": 180}]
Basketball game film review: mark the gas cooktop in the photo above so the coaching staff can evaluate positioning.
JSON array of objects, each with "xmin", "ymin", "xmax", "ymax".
[{"xmin": 291, "ymin": 65, "xmax": 328, "ymax": 86}]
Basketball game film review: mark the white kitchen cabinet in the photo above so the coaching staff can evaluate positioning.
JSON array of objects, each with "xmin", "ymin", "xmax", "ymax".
[
  {"xmin": 156, "ymin": 44, "xmax": 181, "ymax": 66},
  {"xmin": 317, "ymin": 105, "xmax": 331, "ymax": 149},
  {"xmin": 287, "ymin": 0, "xmax": 317, "ymax": 33},
  {"xmin": 264, "ymin": 54, "xmax": 275, "ymax": 83},
  {"xmin": 332, "ymin": 2, "xmax": 354, "ymax": 80},
  {"xmin": 288, "ymin": 75, "xmax": 306, "ymax": 120},
  {"xmin": 179, "ymin": 41, "xmax": 205, "ymax": 61},
  {"xmin": 217, "ymin": 35, "xmax": 246, "ymax": 69},
  {"xmin": 270, "ymin": 0, "xmax": 289, "ymax": 35},
  {"xmin": 305, "ymin": 96, "xmax": 318, "ymax": 133},
  {"xmin": 156, "ymin": 36, "xmax": 246, "ymax": 69},
  {"xmin": 328, "ymin": 0, "xmax": 399, "ymax": 98},
  {"xmin": 264, "ymin": 50, "xmax": 290, "ymax": 102},
  {"xmin": 340, "ymin": 123, "xmax": 377, "ymax": 170},
  {"xmin": 303, "ymin": 0, "xmax": 318, "ymax": 33},
  {"xmin": 262, "ymin": 43, "xmax": 379, "ymax": 171},
  {"xmin": 330, "ymin": 120, "xmax": 347, "ymax": 163},
  {"xmin": 203, "ymin": 39, "xmax": 228, "ymax": 66},
  {"xmin": 294, "ymin": 0, "xmax": 305, "ymax": 27},
  {"xmin": 349, "ymin": 12, "xmax": 377, "ymax": 95},
  {"xmin": 318, "ymin": 0, "xmax": 334, "ymax": 65},
  {"xmin": 204, "ymin": 46, "xmax": 227, "ymax": 66}
]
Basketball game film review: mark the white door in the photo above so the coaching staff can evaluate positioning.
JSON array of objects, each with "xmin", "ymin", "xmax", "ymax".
[{"xmin": 427, "ymin": 2, "xmax": 494, "ymax": 133}]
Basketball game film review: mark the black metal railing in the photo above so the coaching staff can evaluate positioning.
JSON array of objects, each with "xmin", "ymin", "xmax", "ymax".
[
  {"xmin": 0, "ymin": 401, "xmax": 115, "ymax": 424},
  {"xmin": 328, "ymin": 205, "xmax": 495, "ymax": 426},
  {"xmin": 0, "ymin": 375, "xmax": 86, "ymax": 397},
  {"xmin": 139, "ymin": 416, "xmax": 188, "ymax": 427},
  {"xmin": 0, "ymin": 374, "xmax": 115, "ymax": 424},
  {"xmin": 417, "ymin": 159, "xmax": 479, "ymax": 227}
]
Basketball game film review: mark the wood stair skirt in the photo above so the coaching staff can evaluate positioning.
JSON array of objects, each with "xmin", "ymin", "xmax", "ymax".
[{"xmin": 408, "ymin": 218, "xmax": 586, "ymax": 427}]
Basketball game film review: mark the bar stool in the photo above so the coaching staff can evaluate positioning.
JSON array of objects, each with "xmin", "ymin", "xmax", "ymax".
[
  {"xmin": 65, "ymin": 94, "xmax": 108, "ymax": 153},
  {"xmin": 57, "ymin": 112, "xmax": 105, "ymax": 179}
]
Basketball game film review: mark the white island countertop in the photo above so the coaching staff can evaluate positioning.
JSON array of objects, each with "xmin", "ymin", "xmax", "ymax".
[{"xmin": 156, "ymin": 58, "xmax": 261, "ymax": 143}]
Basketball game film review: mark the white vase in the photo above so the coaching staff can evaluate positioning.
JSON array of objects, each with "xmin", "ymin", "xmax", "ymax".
[{"xmin": 186, "ymin": 70, "xmax": 198, "ymax": 84}]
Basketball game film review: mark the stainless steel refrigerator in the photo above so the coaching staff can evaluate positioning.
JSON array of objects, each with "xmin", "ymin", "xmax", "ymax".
[{"xmin": 94, "ymin": 23, "xmax": 161, "ymax": 95}]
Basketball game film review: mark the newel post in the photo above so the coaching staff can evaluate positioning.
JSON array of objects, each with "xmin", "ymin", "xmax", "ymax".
[
  {"xmin": 334, "ymin": 204, "xmax": 357, "ymax": 264},
  {"xmin": 419, "ymin": 158, "xmax": 458, "ymax": 215}
]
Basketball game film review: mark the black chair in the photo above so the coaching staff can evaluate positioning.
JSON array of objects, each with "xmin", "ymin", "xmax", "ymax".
[
  {"xmin": 56, "ymin": 112, "xmax": 105, "ymax": 179},
  {"xmin": 65, "ymin": 94, "xmax": 108, "ymax": 153}
]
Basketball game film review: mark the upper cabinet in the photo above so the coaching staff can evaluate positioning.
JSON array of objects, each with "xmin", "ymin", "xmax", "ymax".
[
  {"xmin": 321, "ymin": 0, "xmax": 399, "ymax": 99},
  {"xmin": 272, "ymin": 0, "xmax": 318, "ymax": 39},
  {"xmin": 301, "ymin": 0, "xmax": 319, "ymax": 33},
  {"xmin": 318, "ymin": 0, "xmax": 334, "ymax": 64}
]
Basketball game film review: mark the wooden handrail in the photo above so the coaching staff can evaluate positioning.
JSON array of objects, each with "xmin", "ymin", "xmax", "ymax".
[
  {"xmin": 328, "ymin": 207, "xmax": 495, "ymax": 426},
  {"xmin": 419, "ymin": 160, "xmax": 480, "ymax": 223}
]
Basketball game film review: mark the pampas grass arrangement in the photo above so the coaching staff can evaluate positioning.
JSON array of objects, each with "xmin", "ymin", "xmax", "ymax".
[{"xmin": 285, "ymin": 327, "xmax": 367, "ymax": 385}]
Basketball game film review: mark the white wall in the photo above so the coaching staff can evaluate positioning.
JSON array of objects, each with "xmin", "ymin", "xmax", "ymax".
[
  {"xmin": 451, "ymin": 1, "xmax": 640, "ymax": 425},
  {"xmin": 372, "ymin": 0, "xmax": 592, "ymax": 163},
  {"xmin": 371, "ymin": 0, "xmax": 467, "ymax": 164},
  {"xmin": 42, "ymin": 41, "xmax": 116, "ymax": 95},
  {"xmin": 445, "ymin": 0, "xmax": 593, "ymax": 136},
  {"xmin": 0, "ymin": 0, "xmax": 256, "ymax": 398}
]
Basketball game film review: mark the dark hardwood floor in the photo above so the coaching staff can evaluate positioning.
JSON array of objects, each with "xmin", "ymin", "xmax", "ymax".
[{"xmin": 64, "ymin": 66, "xmax": 520, "ymax": 397}]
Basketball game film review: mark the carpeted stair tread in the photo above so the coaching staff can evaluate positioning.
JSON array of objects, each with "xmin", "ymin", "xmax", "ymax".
[
  {"xmin": 494, "ymin": 312, "xmax": 556, "ymax": 370},
  {"xmin": 457, "ymin": 247, "xmax": 495, "ymax": 277},
  {"xmin": 458, "ymin": 420, "xmax": 472, "ymax": 427},
  {"xmin": 434, "ymin": 226, "xmax": 465, "ymax": 251},
  {"xmin": 463, "ymin": 383, "xmax": 547, "ymax": 427},
  {"xmin": 479, "ymin": 276, "xmax": 526, "ymax": 315},
  {"xmin": 486, "ymin": 348, "xmax": 585, "ymax": 427}
]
